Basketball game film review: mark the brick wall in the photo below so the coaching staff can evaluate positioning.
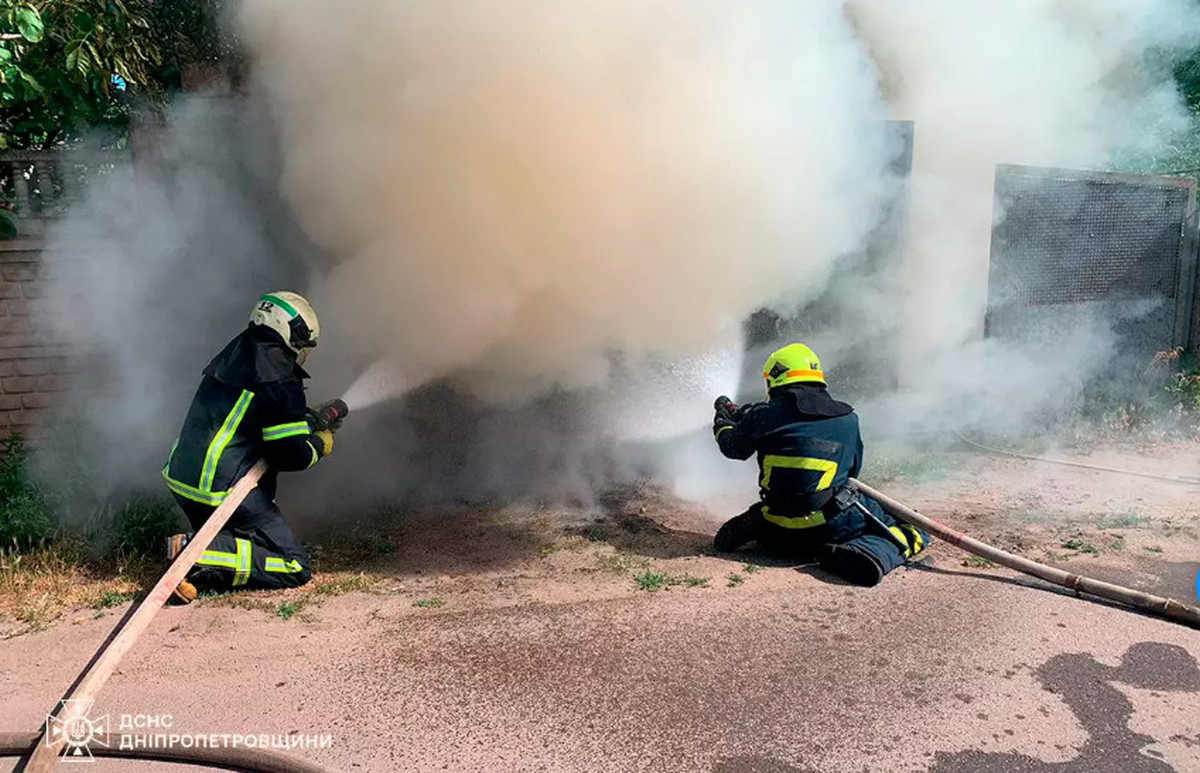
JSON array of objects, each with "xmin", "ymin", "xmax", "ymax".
[{"xmin": 0, "ymin": 234, "xmax": 71, "ymax": 440}]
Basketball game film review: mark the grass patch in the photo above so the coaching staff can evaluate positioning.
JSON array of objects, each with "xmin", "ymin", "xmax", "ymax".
[
  {"xmin": 15, "ymin": 593, "xmax": 58, "ymax": 632},
  {"xmin": 862, "ymin": 454, "xmax": 956, "ymax": 486},
  {"xmin": 413, "ymin": 597, "xmax": 445, "ymax": 609},
  {"xmin": 742, "ymin": 563, "xmax": 763, "ymax": 574},
  {"xmin": 633, "ymin": 570, "xmax": 709, "ymax": 592},
  {"xmin": 1144, "ymin": 545, "xmax": 1164, "ymax": 553},
  {"xmin": 91, "ymin": 590, "xmax": 136, "ymax": 609},
  {"xmin": 634, "ymin": 570, "xmax": 668, "ymax": 591},
  {"xmin": 1096, "ymin": 513, "xmax": 1150, "ymax": 530},
  {"xmin": 595, "ymin": 550, "xmax": 652, "ymax": 574},
  {"xmin": 0, "ymin": 541, "xmax": 150, "ymax": 635},
  {"xmin": 727, "ymin": 573, "xmax": 744, "ymax": 587},
  {"xmin": 540, "ymin": 534, "xmax": 591, "ymax": 557},
  {"xmin": 199, "ymin": 591, "xmax": 274, "ymax": 612},
  {"xmin": 583, "ymin": 526, "xmax": 609, "ymax": 542},
  {"xmin": 1062, "ymin": 538, "xmax": 1100, "ymax": 556},
  {"xmin": 276, "ymin": 599, "xmax": 307, "ymax": 620},
  {"xmin": 962, "ymin": 555, "xmax": 998, "ymax": 568},
  {"xmin": 314, "ymin": 572, "xmax": 379, "ymax": 596},
  {"xmin": 0, "ymin": 437, "xmax": 54, "ymax": 550}
]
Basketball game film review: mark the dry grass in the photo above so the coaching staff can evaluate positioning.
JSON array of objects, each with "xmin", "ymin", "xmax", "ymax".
[
  {"xmin": 539, "ymin": 534, "xmax": 592, "ymax": 557},
  {"xmin": 594, "ymin": 549, "xmax": 652, "ymax": 574},
  {"xmin": 197, "ymin": 570, "xmax": 383, "ymax": 621},
  {"xmin": 0, "ymin": 547, "xmax": 152, "ymax": 638},
  {"xmin": 0, "ymin": 543, "xmax": 152, "ymax": 638},
  {"xmin": 0, "ymin": 545, "xmax": 388, "ymax": 636},
  {"xmin": 313, "ymin": 571, "xmax": 382, "ymax": 596}
]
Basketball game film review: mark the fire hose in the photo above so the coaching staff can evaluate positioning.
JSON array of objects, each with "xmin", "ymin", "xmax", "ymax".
[
  {"xmin": 0, "ymin": 733, "xmax": 337, "ymax": 773},
  {"xmin": 849, "ymin": 477, "xmax": 1200, "ymax": 629},
  {"xmin": 15, "ymin": 400, "xmax": 352, "ymax": 771}
]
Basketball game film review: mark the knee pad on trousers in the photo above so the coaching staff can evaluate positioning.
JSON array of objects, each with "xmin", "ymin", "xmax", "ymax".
[{"xmin": 820, "ymin": 534, "xmax": 908, "ymax": 587}]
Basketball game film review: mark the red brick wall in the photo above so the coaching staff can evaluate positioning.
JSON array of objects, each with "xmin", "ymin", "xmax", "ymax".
[{"xmin": 0, "ymin": 235, "xmax": 71, "ymax": 440}]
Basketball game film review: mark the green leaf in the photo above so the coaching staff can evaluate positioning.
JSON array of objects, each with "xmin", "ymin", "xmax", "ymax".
[
  {"xmin": 74, "ymin": 12, "xmax": 95, "ymax": 35},
  {"xmin": 15, "ymin": 5, "xmax": 43, "ymax": 43},
  {"xmin": 84, "ymin": 41, "xmax": 101, "ymax": 71},
  {"xmin": 0, "ymin": 47, "xmax": 12, "ymax": 65},
  {"xmin": 18, "ymin": 69, "xmax": 42, "ymax": 95}
]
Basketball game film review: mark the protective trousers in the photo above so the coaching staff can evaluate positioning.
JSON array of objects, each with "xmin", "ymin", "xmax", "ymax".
[
  {"xmin": 171, "ymin": 479, "xmax": 312, "ymax": 591},
  {"xmin": 718, "ymin": 494, "xmax": 927, "ymax": 587}
]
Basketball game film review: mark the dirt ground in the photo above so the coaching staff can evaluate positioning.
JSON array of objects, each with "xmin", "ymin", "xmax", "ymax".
[{"xmin": 1, "ymin": 441, "xmax": 1198, "ymax": 772}]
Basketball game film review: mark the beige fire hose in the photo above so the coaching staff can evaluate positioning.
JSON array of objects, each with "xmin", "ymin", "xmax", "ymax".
[
  {"xmin": 849, "ymin": 478, "xmax": 1200, "ymax": 629},
  {"xmin": 0, "ymin": 732, "xmax": 338, "ymax": 773},
  {"xmin": 21, "ymin": 462, "xmax": 277, "ymax": 771}
]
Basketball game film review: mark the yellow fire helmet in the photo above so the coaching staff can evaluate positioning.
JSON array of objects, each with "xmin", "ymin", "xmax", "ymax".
[{"xmin": 762, "ymin": 343, "xmax": 826, "ymax": 390}]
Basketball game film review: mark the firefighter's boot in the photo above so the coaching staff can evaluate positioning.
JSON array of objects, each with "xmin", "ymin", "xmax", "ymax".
[{"xmin": 715, "ymin": 509, "xmax": 760, "ymax": 553}]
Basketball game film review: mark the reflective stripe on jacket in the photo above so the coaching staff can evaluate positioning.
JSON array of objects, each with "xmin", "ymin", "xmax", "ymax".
[
  {"xmin": 164, "ymin": 328, "xmax": 322, "ymax": 506},
  {"xmin": 716, "ymin": 387, "xmax": 863, "ymax": 528}
]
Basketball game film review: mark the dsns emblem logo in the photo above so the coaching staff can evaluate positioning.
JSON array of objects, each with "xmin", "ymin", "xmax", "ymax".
[{"xmin": 45, "ymin": 700, "xmax": 109, "ymax": 762}]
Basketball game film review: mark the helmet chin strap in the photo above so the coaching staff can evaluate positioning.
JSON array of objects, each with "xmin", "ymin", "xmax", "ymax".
[{"xmin": 296, "ymin": 347, "xmax": 311, "ymax": 367}]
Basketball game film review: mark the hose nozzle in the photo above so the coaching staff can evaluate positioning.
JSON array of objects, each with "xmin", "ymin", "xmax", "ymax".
[{"xmin": 310, "ymin": 398, "xmax": 350, "ymax": 432}]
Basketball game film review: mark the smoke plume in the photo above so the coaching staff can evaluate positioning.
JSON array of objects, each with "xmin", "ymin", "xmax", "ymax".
[
  {"xmin": 33, "ymin": 1, "xmax": 1200, "ymax": 523},
  {"xmin": 240, "ymin": 1, "xmax": 896, "ymax": 403}
]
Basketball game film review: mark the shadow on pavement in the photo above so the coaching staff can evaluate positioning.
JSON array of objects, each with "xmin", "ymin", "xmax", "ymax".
[{"xmin": 929, "ymin": 641, "xmax": 1200, "ymax": 773}]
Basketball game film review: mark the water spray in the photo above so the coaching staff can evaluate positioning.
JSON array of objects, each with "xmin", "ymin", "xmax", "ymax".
[{"xmin": 341, "ymin": 359, "xmax": 410, "ymax": 411}]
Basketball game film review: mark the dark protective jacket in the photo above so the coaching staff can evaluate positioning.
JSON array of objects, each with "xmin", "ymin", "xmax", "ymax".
[
  {"xmin": 163, "ymin": 326, "xmax": 324, "ymax": 509},
  {"xmin": 716, "ymin": 384, "xmax": 863, "ymax": 529}
]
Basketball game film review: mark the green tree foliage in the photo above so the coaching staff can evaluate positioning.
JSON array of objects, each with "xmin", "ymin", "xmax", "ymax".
[
  {"xmin": 0, "ymin": 0, "xmax": 236, "ymax": 151},
  {"xmin": 1, "ymin": 1, "xmax": 161, "ymax": 149}
]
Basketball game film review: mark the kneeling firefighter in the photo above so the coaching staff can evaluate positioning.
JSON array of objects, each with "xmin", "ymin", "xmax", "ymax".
[
  {"xmin": 712, "ymin": 343, "xmax": 928, "ymax": 586},
  {"xmin": 162, "ymin": 292, "xmax": 347, "ymax": 602}
]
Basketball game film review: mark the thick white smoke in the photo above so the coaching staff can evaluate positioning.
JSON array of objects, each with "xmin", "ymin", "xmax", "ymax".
[
  {"xmin": 239, "ymin": 0, "xmax": 897, "ymax": 405},
  {"xmin": 851, "ymin": 0, "xmax": 1200, "ymax": 363},
  {"xmin": 31, "ymin": 1, "xmax": 1200, "ymax": 522}
]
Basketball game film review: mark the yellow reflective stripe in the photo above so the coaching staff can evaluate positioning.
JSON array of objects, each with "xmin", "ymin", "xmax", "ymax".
[
  {"xmin": 264, "ymin": 557, "xmax": 305, "ymax": 573},
  {"xmin": 197, "ymin": 549, "xmax": 239, "ymax": 569},
  {"xmin": 897, "ymin": 524, "xmax": 925, "ymax": 556},
  {"xmin": 200, "ymin": 390, "xmax": 255, "ymax": 492},
  {"xmin": 764, "ymin": 368, "xmax": 823, "ymax": 382},
  {"xmin": 306, "ymin": 441, "xmax": 319, "ymax": 469},
  {"xmin": 760, "ymin": 455, "xmax": 838, "ymax": 492},
  {"xmin": 233, "ymin": 538, "xmax": 251, "ymax": 587},
  {"xmin": 761, "ymin": 507, "xmax": 827, "ymax": 529},
  {"xmin": 715, "ymin": 425, "xmax": 734, "ymax": 436},
  {"xmin": 263, "ymin": 422, "xmax": 310, "ymax": 441},
  {"xmin": 163, "ymin": 471, "xmax": 228, "ymax": 506}
]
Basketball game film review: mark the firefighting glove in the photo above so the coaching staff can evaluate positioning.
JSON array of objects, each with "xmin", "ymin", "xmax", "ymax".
[
  {"xmin": 713, "ymin": 395, "xmax": 738, "ymax": 437},
  {"xmin": 713, "ymin": 395, "xmax": 736, "ymax": 420},
  {"xmin": 312, "ymin": 430, "xmax": 335, "ymax": 458}
]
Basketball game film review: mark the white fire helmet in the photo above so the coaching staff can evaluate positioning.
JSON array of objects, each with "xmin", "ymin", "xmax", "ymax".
[{"xmin": 250, "ymin": 291, "xmax": 320, "ymax": 365}]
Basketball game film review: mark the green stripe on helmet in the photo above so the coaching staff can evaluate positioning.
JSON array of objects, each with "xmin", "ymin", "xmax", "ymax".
[{"xmin": 260, "ymin": 294, "xmax": 298, "ymax": 318}]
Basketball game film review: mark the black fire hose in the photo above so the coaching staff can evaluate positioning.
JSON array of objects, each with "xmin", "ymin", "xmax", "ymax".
[
  {"xmin": 0, "ymin": 732, "xmax": 339, "ymax": 773},
  {"xmin": 849, "ymin": 478, "xmax": 1200, "ymax": 629}
]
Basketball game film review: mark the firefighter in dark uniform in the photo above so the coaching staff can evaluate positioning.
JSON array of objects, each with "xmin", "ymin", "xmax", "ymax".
[
  {"xmin": 163, "ymin": 291, "xmax": 335, "ymax": 602},
  {"xmin": 712, "ymin": 343, "xmax": 928, "ymax": 586}
]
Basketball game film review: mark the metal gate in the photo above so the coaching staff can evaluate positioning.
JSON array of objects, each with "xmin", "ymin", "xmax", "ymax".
[{"xmin": 986, "ymin": 164, "xmax": 1198, "ymax": 358}]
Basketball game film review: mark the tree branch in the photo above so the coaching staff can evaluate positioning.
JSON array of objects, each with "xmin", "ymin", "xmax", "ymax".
[{"xmin": 0, "ymin": 33, "xmax": 26, "ymax": 41}]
